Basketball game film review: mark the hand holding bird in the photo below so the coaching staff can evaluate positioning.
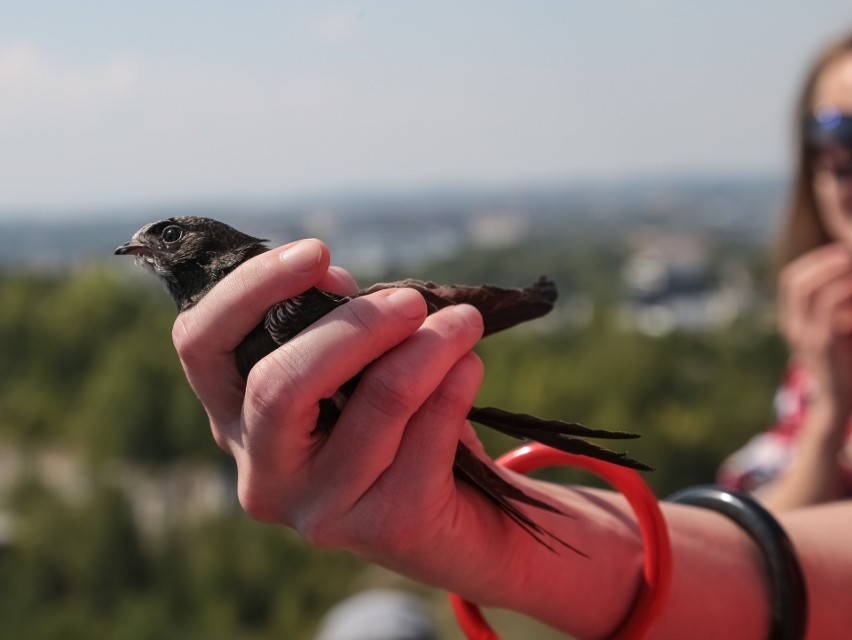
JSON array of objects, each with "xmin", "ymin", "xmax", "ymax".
[{"xmin": 116, "ymin": 217, "xmax": 647, "ymax": 553}]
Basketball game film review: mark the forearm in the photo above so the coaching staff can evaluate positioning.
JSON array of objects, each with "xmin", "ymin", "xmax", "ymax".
[
  {"xmin": 659, "ymin": 499, "xmax": 850, "ymax": 639},
  {"xmin": 486, "ymin": 481, "xmax": 769, "ymax": 639},
  {"xmin": 485, "ymin": 481, "xmax": 851, "ymax": 639},
  {"xmin": 484, "ymin": 481, "xmax": 645, "ymax": 638},
  {"xmin": 778, "ymin": 503, "xmax": 852, "ymax": 639}
]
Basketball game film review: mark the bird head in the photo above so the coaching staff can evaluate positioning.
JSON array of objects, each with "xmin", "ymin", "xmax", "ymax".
[{"xmin": 115, "ymin": 216, "xmax": 268, "ymax": 311}]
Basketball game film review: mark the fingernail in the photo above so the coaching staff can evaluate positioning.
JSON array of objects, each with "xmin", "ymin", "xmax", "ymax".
[
  {"xmin": 452, "ymin": 304, "xmax": 484, "ymax": 332},
  {"xmin": 280, "ymin": 240, "xmax": 322, "ymax": 273},
  {"xmin": 387, "ymin": 287, "xmax": 426, "ymax": 320}
]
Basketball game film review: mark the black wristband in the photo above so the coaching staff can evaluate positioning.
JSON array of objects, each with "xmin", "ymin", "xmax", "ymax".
[{"xmin": 667, "ymin": 486, "xmax": 808, "ymax": 640}]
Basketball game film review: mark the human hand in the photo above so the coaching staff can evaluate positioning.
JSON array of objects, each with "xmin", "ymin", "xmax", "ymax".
[
  {"xmin": 778, "ymin": 242, "xmax": 852, "ymax": 424},
  {"xmin": 169, "ymin": 238, "xmax": 529, "ymax": 600}
]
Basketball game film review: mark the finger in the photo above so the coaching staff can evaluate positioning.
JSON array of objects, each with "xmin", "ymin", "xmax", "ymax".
[
  {"xmin": 814, "ymin": 275, "xmax": 852, "ymax": 336},
  {"xmin": 172, "ymin": 239, "xmax": 331, "ymax": 427},
  {"xmin": 459, "ymin": 422, "xmax": 489, "ymax": 459},
  {"xmin": 779, "ymin": 244, "xmax": 849, "ymax": 325},
  {"xmin": 176, "ymin": 239, "xmax": 331, "ymax": 360},
  {"xmin": 837, "ymin": 303, "xmax": 852, "ymax": 336},
  {"xmin": 319, "ymin": 265, "xmax": 359, "ymax": 296},
  {"xmin": 313, "ymin": 304, "xmax": 484, "ymax": 506},
  {"xmin": 384, "ymin": 351, "xmax": 484, "ymax": 505},
  {"xmin": 237, "ymin": 288, "xmax": 429, "ymax": 476},
  {"xmin": 779, "ymin": 244, "xmax": 852, "ymax": 342},
  {"xmin": 233, "ymin": 288, "xmax": 429, "ymax": 526},
  {"xmin": 334, "ymin": 353, "xmax": 485, "ymax": 556}
]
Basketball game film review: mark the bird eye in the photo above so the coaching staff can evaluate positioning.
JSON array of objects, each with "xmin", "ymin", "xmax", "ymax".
[{"xmin": 162, "ymin": 225, "xmax": 183, "ymax": 243}]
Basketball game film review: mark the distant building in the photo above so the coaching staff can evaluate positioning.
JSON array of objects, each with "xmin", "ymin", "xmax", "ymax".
[
  {"xmin": 467, "ymin": 211, "xmax": 529, "ymax": 249},
  {"xmin": 619, "ymin": 229, "xmax": 752, "ymax": 335}
]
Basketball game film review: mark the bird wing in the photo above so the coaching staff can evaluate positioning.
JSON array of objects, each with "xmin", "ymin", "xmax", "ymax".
[
  {"xmin": 359, "ymin": 276, "xmax": 557, "ymax": 337},
  {"xmin": 263, "ymin": 287, "xmax": 350, "ymax": 345},
  {"xmin": 235, "ymin": 287, "xmax": 349, "ymax": 379}
]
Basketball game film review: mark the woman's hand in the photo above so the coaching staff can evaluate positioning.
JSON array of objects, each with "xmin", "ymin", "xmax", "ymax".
[
  {"xmin": 779, "ymin": 242, "xmax": 852, "ymax": 425},
  {"xmin": 765, "ymin": 242, "xmax": 852, "ymax": 509}
]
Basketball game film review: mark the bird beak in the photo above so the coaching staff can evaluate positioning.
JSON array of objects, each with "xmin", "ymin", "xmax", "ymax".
[
  {"xmin": 114, "ymin": 242, "xmax": 149, "ymax": 256},
  {"xmin": 115, "ymin": 232, "xmax": 151, "ymax": 257}
]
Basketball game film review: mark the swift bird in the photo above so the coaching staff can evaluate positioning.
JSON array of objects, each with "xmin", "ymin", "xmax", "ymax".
[{"xmin": 116, "ymin": 216, "xmax": 648, "ymax": 552}]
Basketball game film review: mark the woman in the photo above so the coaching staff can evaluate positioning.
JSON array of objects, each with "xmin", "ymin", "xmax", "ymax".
[{"xmin": 719, "ymin": 33, "xmax": 852, "ymax": 511}]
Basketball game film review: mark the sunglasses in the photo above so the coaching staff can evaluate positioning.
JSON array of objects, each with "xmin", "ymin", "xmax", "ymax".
[{"xmin": 807, "ymin": 106, "xmax": 852, "ymax": 150}]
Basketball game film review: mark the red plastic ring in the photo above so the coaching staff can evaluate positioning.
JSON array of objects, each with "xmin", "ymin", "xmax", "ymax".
[{"xmin": 449, "ymin": 442, "xmax": 672, "ymax": 640}]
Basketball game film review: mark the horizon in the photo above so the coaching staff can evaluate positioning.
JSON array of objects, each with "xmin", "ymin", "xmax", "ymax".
[
  {"xmin": 0, "ymin": 175, "xmax": 784, "ymax": 275},
  {"xmin": 0, "ymin": 170, "xmax": 785, "ymax": 222}
]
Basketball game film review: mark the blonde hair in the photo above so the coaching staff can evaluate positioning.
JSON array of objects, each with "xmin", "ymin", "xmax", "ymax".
[{"xmin": 777, "ymin": 32, "xmax": 852, "ymax": 266}]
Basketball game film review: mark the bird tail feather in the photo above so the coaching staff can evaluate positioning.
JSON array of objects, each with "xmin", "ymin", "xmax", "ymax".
[
  {"xmin": 454, "ymin": 443, "xmax": 587, "ymax": 556},
  {"xmin": 468, "ymin": 406, "xmax": 651, "ymax": 471}
]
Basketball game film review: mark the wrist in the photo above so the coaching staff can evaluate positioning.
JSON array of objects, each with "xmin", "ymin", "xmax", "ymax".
[
  {"xmin": 367, "ymin": 482, "xmax": 536, "ymax": 607},
  {"xmin": 499, "ymin": 482, "xmax": 645, "ymax": 637},
  {"xmin": 804, "ymin": 397, "xmax": 850, "ymax": 448}
]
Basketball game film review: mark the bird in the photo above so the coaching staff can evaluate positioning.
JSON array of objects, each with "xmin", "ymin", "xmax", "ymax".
[{"xmin": 116, "ymin": 216, "xmax": 649, "ymax": 553}]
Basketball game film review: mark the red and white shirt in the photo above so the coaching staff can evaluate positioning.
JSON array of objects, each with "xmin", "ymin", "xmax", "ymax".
[{"xmin": 717, "ymin": 364, "xmax": 852, "ymax": 495}]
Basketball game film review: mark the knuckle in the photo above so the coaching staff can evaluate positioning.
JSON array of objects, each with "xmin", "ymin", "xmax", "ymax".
[
  {"xmin": 430, "ymin": 375, "xmax": 471, "ymax": 414},
  {"xmin": 428, "ymin": 307, "xmax": 474, "ymax": 340},
  {"xmin": 171, "ymin": 312, "xmax": 201, "ymax": 362},
  {"xmin": 243, "ymin": 355, "xmax": 304, "ymax": 425},
  {"xmin": 435, "ymin": 354, "xmax": 484, "ymax": 407},
  {"xmin": 343, "ymin": 296, "xmax": 387, "ymax": 338},
  {"xmin": 360, "ymin": 364, "xmax": 422, "ymax": 417},
  {"xmin": 210, "ymin": 428, "xmax": 234, "ymax": 454},
  {"xmin": 236, "ymin": 477, "xmax": 279, "ymax": 524}
]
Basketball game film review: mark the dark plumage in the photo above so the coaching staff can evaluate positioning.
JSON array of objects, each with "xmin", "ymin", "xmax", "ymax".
[{"xmin": 116, "ymin": 216, "xmax": 648, "ymax": 553}]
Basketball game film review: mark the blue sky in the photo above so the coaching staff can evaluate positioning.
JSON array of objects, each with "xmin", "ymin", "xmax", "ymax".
[{"xmin": 2, "ymin": 1, "xmax": 852, "ymax": 215}]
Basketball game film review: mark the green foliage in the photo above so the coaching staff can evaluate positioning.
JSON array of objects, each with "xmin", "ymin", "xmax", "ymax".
[
  {"xmin": 0, "ymin": 265, "xmax": 366, "ymax": 639},
  {"xmin": 0, "ymin": 267, "xmax": 214, "ymax": 462},
  {"xmin": 0, "ymin": 477, "xmax": 361, "ymax": 640}
]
